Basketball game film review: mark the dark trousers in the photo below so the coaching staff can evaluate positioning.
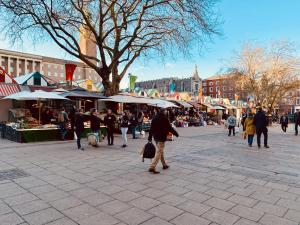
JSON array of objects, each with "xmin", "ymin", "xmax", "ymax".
[
  {"xmin": 248, "ymin": 135, "xmax": 254, "ymax": 146},
  {"xmin": 75, "ymin": 130, "xmax": 82, "ymax": 149},
  {"xmin": 295, "ymin": 124, "xmax": 298, "ymax": 135},
  {"xmin": 59, "ymin": 122, "xmax": 67, "ymax": 140},
  {"xmin": 228, "ymin": 126, "xmax": 235, "ymax": 136},
  {"xmin": 257, "ymin": 128, "xmax": 268, "ymax": 147},
  {"xmin": 131, "ymin": 126, "xmax": 137, "ymax": 138},
  {"xmin": 281, "ymin": 123, "xmax": 287, "ymax": 132},
  {"xmin": 107, "ymin": 128, "xmax": 114, "ymax": 145}
]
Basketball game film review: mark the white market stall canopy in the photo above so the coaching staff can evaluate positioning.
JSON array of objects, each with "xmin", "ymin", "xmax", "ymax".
[
  {"xmin": 171, "ymin": 100, "xmax": 193, "ymax": 108},
  {"xmin": 100, "ymin": 95, "xmax": 178, "ymax": 108},
  {"xmin": 3, "ymin": 90, "xmax": 68, "ymax": 100}
]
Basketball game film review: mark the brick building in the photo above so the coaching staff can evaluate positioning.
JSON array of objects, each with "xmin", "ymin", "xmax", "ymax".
[
  {"xmin": 0, "ymin": 49, "xmax": 101, "ymax": 84},
  {"xmin": 202, "ymin": 74, "xmax": 247, "ymax": 101}
]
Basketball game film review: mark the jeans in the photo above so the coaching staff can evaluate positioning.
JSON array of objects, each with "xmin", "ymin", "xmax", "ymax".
[
  {"xmin": 257, "ymin": 128, "xmax": 268, "ymax": 147},
  {"xmin": 248, "ymin": 135, "xmax": 254, "ymax": 146},
  {"xmin": 281, "ymin": 123, "xmax": 287, "ymax": 132},
  {"xmin": 228, "ymin": 126, "xmax": 235, "ymax": 136},
  {"xmin": 75, "ymin": 130, "xmax": 82, "ymax": 149},
  {"xmin": 107, "ymin": 127, "xmax": 114, "ymax": 145},
  {"xmin": 121, "ymin": 127, "xmax": 128, "ymax": 145},
  {"xmin": 150, "ymin": 142, "xmax": 167, "ymax": 169},
  {"xmin": 137, "ymin": 123, "xmax": 143, "ymax": 132},
  {"xmin": 131, "ymin": 126, "xmax": 137, "ymax": 138},
  {"xmin": 59, "ymin": 122, "xmax": 67, "ymax": 140}
]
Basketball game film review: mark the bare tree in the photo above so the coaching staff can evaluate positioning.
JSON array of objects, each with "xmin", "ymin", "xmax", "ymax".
[
  {"xmin": 231, "ymin": 41, "xmax": 300, "ymax": 113},
  {"xmin": 0, "ymin": 0, "xmax": 220, "ymax": 95}
]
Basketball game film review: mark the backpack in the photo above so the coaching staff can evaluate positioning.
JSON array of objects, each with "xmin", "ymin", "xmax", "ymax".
[{"xmin": 141, "ymin": 142, "xmax": 156, "ymax": 162}]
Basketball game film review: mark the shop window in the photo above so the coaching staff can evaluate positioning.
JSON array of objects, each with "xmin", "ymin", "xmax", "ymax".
[{"xmin": 209, "ymin": 87, "xmax": 213, "ymax": 92}]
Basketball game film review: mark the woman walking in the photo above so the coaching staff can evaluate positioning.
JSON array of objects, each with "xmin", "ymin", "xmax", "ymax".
[
  {"xmin": 120, "ymin": 111, "xmax": 130, "ymax": 148},
  {"xmin": 244, "ymin": 112, "xmax": 256, "ymax": 147}
]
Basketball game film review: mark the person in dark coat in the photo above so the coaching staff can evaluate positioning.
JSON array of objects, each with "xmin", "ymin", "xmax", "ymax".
[
  {"xmin": 74, "ymin": 109, "xmax": 88, "ymax": 150},
  {"xmin": 254, "ymin": 107, "xmax": 269, "ymax": 148},
  {"xmin": 129, "ymin": 112, "xmax": 138, "ymax": 139},
  {"xmin": 90, "ymin": 108, "xmax": 102, "ymax": 133},
  {"xmin": 294, "ymin": 110, "xmax": 300, "ymax": 135},
  {"xmin": 148, "ymin": 108, "xmax": 179, "ymax": 174},
  {"xmin": 280, "ymin": 113, "xmax": 288, "ymax": 133},
  {"xmin": 104, "ymin": 109, "xmax": 116, "ymax": 146},
  {"xmin": 69, "ymin": 105, "xmax": 77, "ymax": 134}
]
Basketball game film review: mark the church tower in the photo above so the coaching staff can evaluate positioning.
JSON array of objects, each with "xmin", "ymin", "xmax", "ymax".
[
  {"xmin": 192, "ymin": 65, "xmax": 202, "ymax": 98},
  {"xmin": 79, "ymin": 25, "xmax": 97, "ymax": 65}
]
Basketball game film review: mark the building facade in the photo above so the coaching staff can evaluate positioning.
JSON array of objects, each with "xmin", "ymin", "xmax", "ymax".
[
  {"xmin": 135, "ymin": 66, "xmax": 201, "ymax": 97},
  {"xmin": 0, "ymin": 49, "xmax": 101, "ymax": 84},
  {"xmin": 202, "ymin": 74, "xmax": 247, "ymax": 101}
]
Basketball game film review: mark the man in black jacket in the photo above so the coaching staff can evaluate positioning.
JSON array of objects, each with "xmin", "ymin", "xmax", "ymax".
[
  {"xmin": 74, "ymin": 109, "xmax": 88, "ymax": 150},
  {"xmin": 104, "ymin": 109, "xmax": 116, "ymax": 146},
  {"xmin": 254, "ymin": 107, "xmax": 269, "ymax": 149},
  {"xmin": 294, "ymin": 110, "xmax": 300, "ymax": 135},
  {"xmin": 148, "ymin": 108, "xmax": 179, "ymax": 174}
]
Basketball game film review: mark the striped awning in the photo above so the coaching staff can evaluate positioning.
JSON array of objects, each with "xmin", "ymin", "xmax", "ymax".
[{"xmin": 0, "ymin": 83, "xmax": 20, "ymax": 97}]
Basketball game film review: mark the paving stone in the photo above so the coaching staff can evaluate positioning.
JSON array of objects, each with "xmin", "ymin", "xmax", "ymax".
[
  {"xmin": 0, "ymin": 202, "xmax": 12, "ymax": 215},
  {"xmin": 147, "ymin": 181, "xmax": 172, "ymax": 189},
  {"xmin": 0, "ymin": 212, "xmax": 24, "ymax": 225},
  {"xmin": 38, "ymin": 190, "xmax": 69, "ymax": 202},
  {"xmin": 113, "ymin": 190, "xmax": 142, "ymax": 202},
  {"xmin": 12, "ymin": 200, "xmax": 50, "ymax": 215},
  {"xmin": 183, "ymin": 191, "xmax": 211, "ymax": 203},
  {"xmin": 23, "ymin": 208, "xmax": 64, "ymax": 225},
  {"xmin": 246, "ymin": 184, "xmax": 272, "ymax": 194},
  {"xmin": 202, "ymin": 208, "xmax": 240, "ymax": 225},
  {"xmin": 184, "ymin": 183, "xmax": 210, "ymax": 193},
  {"xmin": 140, "ymin": 217, "xmax": 173, "ymax": 225},
  {"xmin": 129, "ymin": 196, "xmax": 161, "ymax": 210},
  {"xmin": 43, "ymin": 217, "xmax": 78, "ymax": 225},
  {"xmin": 229, "ymin": 205, "xmax": 264, "ymax": 222},
  {"xmin": 81, "ymin": 192, "xmax": 113, "ymax": 206},
  {"xmin": 58, "ymin": 182, "xmax": 85, "ymax": 192},
  {"xmin": 277, "ymin": 199, "xmax": 300, "ymax": 210},
  {"xmin": 98, "ymin": 200, "xmax": 131, "ymax": 215},
  {"xmin": 288, "ymin": 187, "xmax": 300, "ymax": 195},
  {"xmin": 251, "ymin": 192, "xmax": 280, "ymax": 204},
  {"xmin": 270, "ymin": 189, "xmax": 298, "ymax": 200},
  {"xmin": 284, "ymin": 209, "xmax": 300, "ymax": 223},
  {"xmin": 115, "ymin": 207, "xmax": 153, "ymax": 225},
  {"xmin": 260, "ymin": 214, "xmax": 298, "ymax": 225},
  {"xmin": 170, "ymin": 212, "xmax": 210, "ymax": 225},
  {"xmin": 97, "ymin": 185, "xmax": 125, "ymax": 195},
  {"xmin": 235, "ymin": 218, "xmax": 262, "ymax": 225},
  {"xmin": 0, "ymin": 183, "xmax": 27, "ymax": 198},
  {"xmin": 4, "ymin": 192, "xmax": 38, "ymax": 206},
  {"xmin": 77, "ymin": 212, "xmax": 119, "ymax": 225},
  {"xmin": 70, "ymin": 187, "xmax": 98, "ymax": 199},
  {"xmin": 159, "ymin": 194, "xmax": 187, "ymax": 206},
  {"xmin": 177, "ymin": 200, "xmax": 211, "ymax": 216},
  {"xmin": 123, "ymin": 183, "xmax": 148, "ymax": 192},
  {"xmin": 265, "ymin": 182, "xmax": 289, "ymax": 191},
  {"xmin": 139, "ymin": 188, "xmax": 166, "ymax": 199},
  {"xmin": 168, "ymin": 179, "xmax": 192, "ymax": 187},
  {"xmin": 63, "ymin": 204, "xmax": 100, "ymax": 221},
  {"xmin": 205, "ymin": 188, "xmax": 233, "ymax": 199},
  {"xmin": 227, "ymin": 194, "xmax": 258, "ymax": 207},
  {"xmin": 253, "ymin": 201, "xmax": 288, "ymax": 217},
  {"xmin": 164, "ymin": 185, "xmax": 190, "ymax": 195},
  {"xmin": 29, "ymin": 184, "xmax": 58, "ymax": 195},
  {"xmin": 204, "ymin": 197, "xmax": 236, "ymax": 211},
  {"xmin": 207, "ymin": 181, "xmax": 232, "ymax": 190},
  {"xmin": 148, "ymin": 203, "xmax": 183, "ymax": 221},
  {"xmin": 50, "ymin": 196, "xmax": 82, "ymax": 210},
  {"xmin": 227, "ymin": 186, "xmax": 254, "ymax": 197}
]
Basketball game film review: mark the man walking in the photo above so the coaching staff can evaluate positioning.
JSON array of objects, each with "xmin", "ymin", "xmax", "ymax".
[
  {"xmin": 254, "ymin": 107, "xmax": 269, "ymax": 148},
  {"xmin": 104, "ymin": 109, "xmax": 116, "ymax": 146},
  {"xmin": 74, "ymin": 109, "xmax": 86, "ymax": 150},
  {"xmin": 280, "ymin": 113, "xmax": 288, "ymax": 133},
  {"xmin": 294, "ymin": 110, "xmax": 300, "ymax": 135},
  {"xmin": 57, "ymin": 107, "xmax": 69, "ymax": 140},
  {"xmin": 227, "ymin": 114, "xmax": 237, "ymax": 136},
  {"xmin": 148, "ymin": 108, "xmax": 179, "ymax": 174}
]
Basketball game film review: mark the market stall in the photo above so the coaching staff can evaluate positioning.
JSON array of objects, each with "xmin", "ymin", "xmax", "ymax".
[{"xmin": 2, "ymin": 90, "xmax": 70, "ymax": 142}]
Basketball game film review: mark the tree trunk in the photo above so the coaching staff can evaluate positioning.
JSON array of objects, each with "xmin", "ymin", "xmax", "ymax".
[{"xmin": 104, "ymin": 81, "xmax": 120, "ymax": 96}]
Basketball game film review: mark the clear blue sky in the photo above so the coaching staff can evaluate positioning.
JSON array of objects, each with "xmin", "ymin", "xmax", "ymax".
[{"xmin": 1, "ymin": 0, "xmax": 300, "ymax": 88}]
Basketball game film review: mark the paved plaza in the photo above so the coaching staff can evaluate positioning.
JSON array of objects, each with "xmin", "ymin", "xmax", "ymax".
[{"xmin": 0, "ymin": 125, "xmax": 300, "ymax": 225}]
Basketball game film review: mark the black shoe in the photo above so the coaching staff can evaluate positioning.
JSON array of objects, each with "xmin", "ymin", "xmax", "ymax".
[
  {"xmin": 122, "ymin": 145, "xmax": 127, "ymax": 148},
  {"xmin": 258, "ymin": 145, "xmax": 261, "ymax": 148},
  {"xmin": 248, "ymin": 145, "xmax": 252, "ymax": 147},
  {"xmin": 80, "ymin": 147, "xmax": 84, "ymax": 151},
  {"xmin": 163, "ymin": 165, "xmax": 169, "ymax": 170},
  {"xmin": 149, "ymin": 168, "xmax": 160, "ymax": 174},
  {"xmin": 264, "ymin": 145, "xmax": 270, "ymax": 148}
]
